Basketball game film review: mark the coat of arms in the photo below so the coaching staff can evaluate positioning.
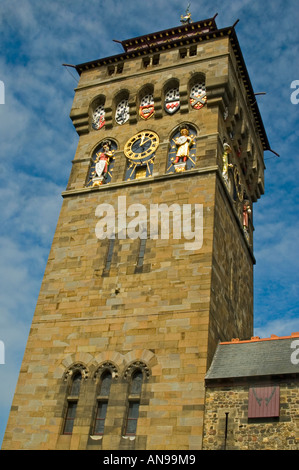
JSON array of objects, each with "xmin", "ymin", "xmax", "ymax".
[
  {"xmin": 139, "ymin": 94, "xmax": 155, "ymax": 120},
  {"xmin": 92, "ymin": 104, "xmax": 105, "ymax": 130},
  {"xmin": 115, "ymin": 99, "xmax": 129, "ymax": 125},
  {"xmin": 190, "ymin": 83, "xmax": 207, "ymax": 110},
  {"xmin": 95, "ymin": 159, "xmax": 106, "ymax": 178},
  {"xmin": 164, "ymin": 88, "xmax": 180, "ymax": 115}
]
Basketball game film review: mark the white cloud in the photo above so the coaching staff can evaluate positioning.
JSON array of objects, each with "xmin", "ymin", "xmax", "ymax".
[{"xmin": 255, "ymin": 317, "xmax": 299, "ymax": 339}]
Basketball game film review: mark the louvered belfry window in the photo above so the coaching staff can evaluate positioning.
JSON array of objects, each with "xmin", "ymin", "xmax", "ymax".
[{"xmin": 248, "ymin": 386, "xmax": 280, "ymax": 418}]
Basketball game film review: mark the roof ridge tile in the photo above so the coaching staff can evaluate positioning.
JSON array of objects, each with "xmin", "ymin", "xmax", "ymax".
[{"xmin": 220, "ymin": 332, "xmax": 299, "ymax": 345}]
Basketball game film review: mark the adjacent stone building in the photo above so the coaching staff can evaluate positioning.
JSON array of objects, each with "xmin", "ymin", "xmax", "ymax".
[
  {"xmin": 3, "ymin": 13, "xmax": 297, "ymax": 451},
  {"xmin": 203, "ymin": 334, "xmax": 299, "ymax": 450}
]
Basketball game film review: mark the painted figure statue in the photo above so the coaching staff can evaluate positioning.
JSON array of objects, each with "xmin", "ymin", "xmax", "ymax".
[
  {"xmin": 243, "ymin": 200, "xmax": 251, "ymax": 230},
  {"xmin": 222, "ymin": 142, "xmax": 233, "ymax": 190},
  {"xmin": 173, "ymin": 126, "xmax": 195, "ymax": 164},
  {"xmin": 95, "ymin": 140, "xmax": 114, "ymax": 179}
]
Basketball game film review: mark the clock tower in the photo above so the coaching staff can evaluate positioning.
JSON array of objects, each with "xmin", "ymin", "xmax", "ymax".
[{"xmin": 2, "ymin": 13, "xmax": 269, "ymax": 450}]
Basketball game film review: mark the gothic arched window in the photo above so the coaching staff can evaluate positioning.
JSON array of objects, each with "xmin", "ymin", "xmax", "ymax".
[
  {"xmin": 124, "ymin": 369, "xmax": 143, "ymax": 436},
  {"xmin": 93, "ymin": 370, "xmax": 112, "ymax": 435},
  {"xmin": 63, "ymin": 371, "xmax": 82, "ymax": 435}
]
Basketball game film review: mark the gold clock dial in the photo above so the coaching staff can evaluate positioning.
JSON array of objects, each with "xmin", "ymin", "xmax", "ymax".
[{"xmin": 124, "ymin": 131, "xmax": 159, "ymax": 163}]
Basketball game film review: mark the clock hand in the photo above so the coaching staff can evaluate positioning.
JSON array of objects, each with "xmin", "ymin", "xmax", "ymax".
[
  {"xmin": 139, "ymin": 137, "xmax": 151, "ymax": 150},
  {"xmin": 133, "ymin": 137, "xmax": 151, "ymax": 153}
]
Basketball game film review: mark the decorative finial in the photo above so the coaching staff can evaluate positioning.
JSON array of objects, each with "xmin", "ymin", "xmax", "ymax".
[{"xmin": 180, "ymin": 3, "xmax": 192, "ymax": 24}]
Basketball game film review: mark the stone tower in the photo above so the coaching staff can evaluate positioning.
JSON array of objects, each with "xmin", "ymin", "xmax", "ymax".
[{"xmin": 2, "ymin": 15, "xmax": 269, "ymax": 450}]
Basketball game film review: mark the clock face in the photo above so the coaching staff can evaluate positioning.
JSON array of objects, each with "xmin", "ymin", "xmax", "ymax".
[
  {"xmin": 124, "ymin": 130, "xmax": 159, "ymax": 180},
  {"xmin": 124, "ymin": 131, "xmax": 159, "ymax": 162}
]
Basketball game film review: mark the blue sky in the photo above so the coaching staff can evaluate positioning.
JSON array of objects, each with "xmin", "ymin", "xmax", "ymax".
[{"xmin": 0, "ymin": 0, "xmax": 298, "ymax": 447}]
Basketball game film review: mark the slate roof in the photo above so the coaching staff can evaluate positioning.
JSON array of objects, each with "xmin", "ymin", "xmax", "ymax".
[{"xmin": 205, "ymin": 334, "xmax": 299, "ymax": 381}]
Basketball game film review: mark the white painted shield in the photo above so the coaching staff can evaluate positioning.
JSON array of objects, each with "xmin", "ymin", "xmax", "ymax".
[
  {"xmin": 165, "ymin": 100, "xmax": 180, "ymax": 114},
  {"xmin": 164, "ymin": 88, "xmax": 180, "ymax": 114},
  {"xmin": 176, "ymin": 136, "xmax": 188, "ymax": 145},
  {"xmin": 95, "ymin": 160, "xmax": 106, "ymax": 178}
]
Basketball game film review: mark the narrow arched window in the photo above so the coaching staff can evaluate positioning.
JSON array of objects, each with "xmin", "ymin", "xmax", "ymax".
[
  {"xmin": 136, "ymin": 237, "xmax": 147, "ymax": 268},
  {"xmin": 102, "ymin": 238, "xmax": 115, "ymax": 276},
  {"xmin": 93, "ymin": 371, "xmax": 112, "ymax": 435},
  {"xmin": 130, "ymin": 370, "xmax": 143, "ymax": 395},
  {"xmin": 124, "ymin": 369, "xmax": 143, "ymax": 436},
  {"xmin": 63, "ymin": 372, "xmax": 82, "ymax": 435}
]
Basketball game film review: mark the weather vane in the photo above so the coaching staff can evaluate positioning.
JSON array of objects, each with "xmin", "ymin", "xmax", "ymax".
[{"xmin": 180, "ymin": 3, "xmax": 192, "ymax": 24}]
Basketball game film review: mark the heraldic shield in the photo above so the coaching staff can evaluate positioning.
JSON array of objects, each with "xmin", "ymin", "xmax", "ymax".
[
  {"xmin": 190, "ymin": 82, "xmax": 207, "ymax": 110},
  {"xmin": 139, "ymin": 104, "xmax": 155, "ymax": 120},
  {"xmin": 92, "ymin": 104, "xmax": 105, "ymax": 130},
  {"xmin": 95, "ymin": 159, "xmax": 106, "ymax": 178},
  {"xmin": 139, "ymin": 94, "xmax": 155, "ymax": 120},
  {"xmin": 164, "ymin": 88, "xmax": 180, "ymax": 114}
]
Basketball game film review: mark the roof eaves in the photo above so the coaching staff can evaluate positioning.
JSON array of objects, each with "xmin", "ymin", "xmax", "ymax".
[
  {"xmin": 119, "ymin": 16, "xmax": 218, "ymax": 53},
  {"xmin": 220, "ymin": 332, "xmax": 299, "ymax": 345}
]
